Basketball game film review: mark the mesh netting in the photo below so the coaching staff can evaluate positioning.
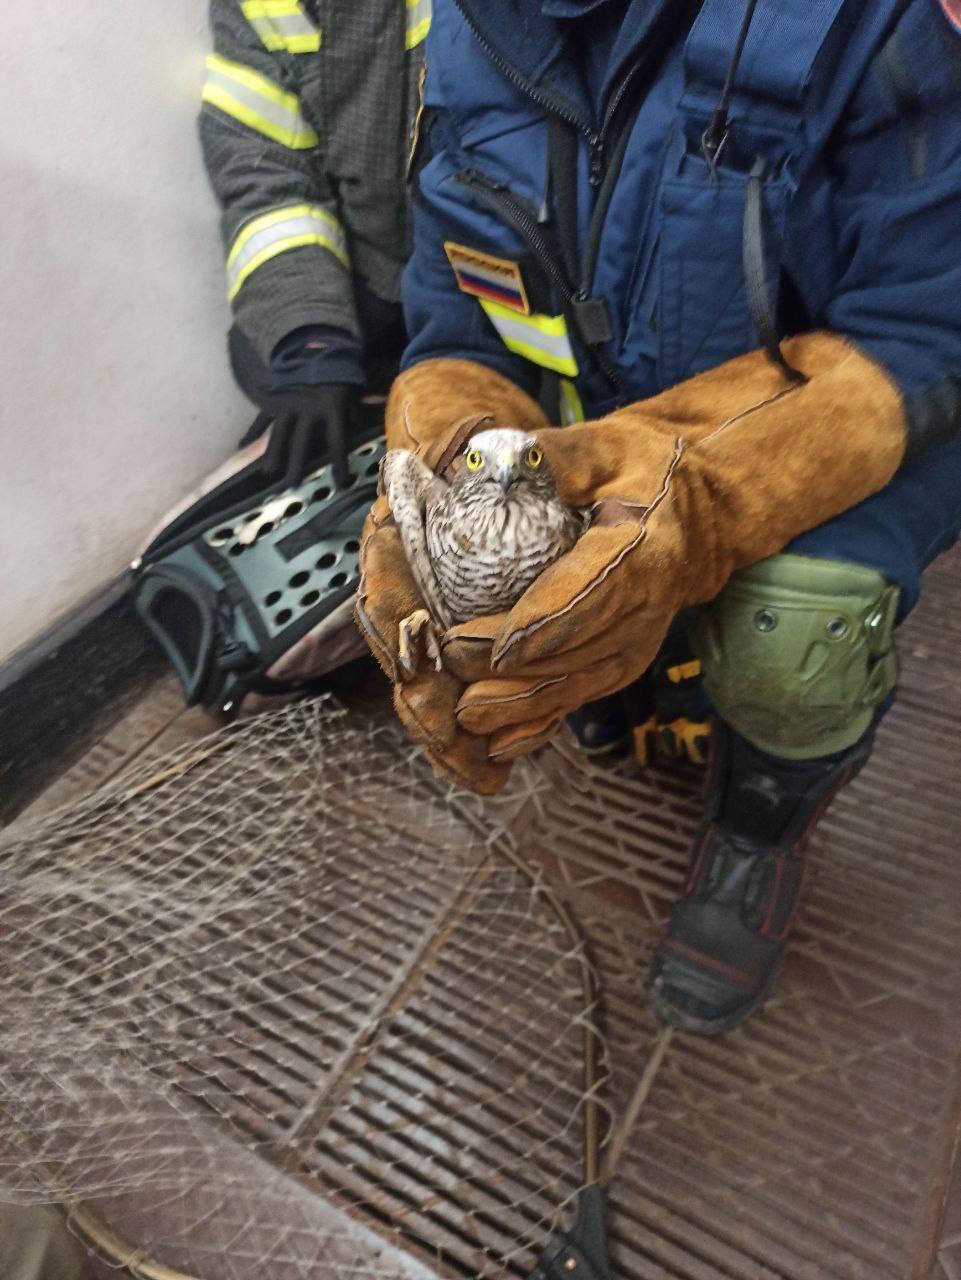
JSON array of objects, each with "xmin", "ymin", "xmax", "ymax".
[{"xmin": 0, "ymin": 699, "xmax": 607, "ymax": 1280}]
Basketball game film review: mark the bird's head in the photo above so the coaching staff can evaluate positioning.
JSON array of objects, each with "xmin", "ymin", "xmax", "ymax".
[{"xmin": 458, "ymin": 428, "xmax": 551, "ymax": 496}]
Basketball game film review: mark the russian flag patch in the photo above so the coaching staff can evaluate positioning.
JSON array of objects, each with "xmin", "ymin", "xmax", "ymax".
[
  {"xmin": 444, "ymin": 241, "xmax": 531, "ymax": 314},
  {"xmin": 937, "ymin": 0, "xmax": 961, "ymax": 31}
]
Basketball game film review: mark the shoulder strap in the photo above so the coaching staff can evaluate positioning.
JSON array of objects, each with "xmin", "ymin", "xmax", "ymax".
[
  {"xmin": 684, "ymin": 0, "xmax": 850, "ymax": 117},
  {"xmin": 743, "ymin": 158, "xmax": 807, "ymax": 382}
]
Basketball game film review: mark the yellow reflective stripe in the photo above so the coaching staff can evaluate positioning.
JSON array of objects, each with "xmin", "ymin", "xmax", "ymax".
[
  {"xmin": 241, "ymin": 0, "xmax": 322, "ymax": 53},
  {"xmin": 558, "ymin": 377, "xmax": 585, "ymax": 425},
  {"xmin": 405, "ymin": 0, "xmax": 432, "ymax": 48},
  {"xmin": 202, "ymin": 54, "xmax": 318, "ymax": 149},
  {"xmin": 479, "ymin": 300, "xmax": 579, "ymax": 377},
  {"xmin": 227, "ymin": 204, "xmax": 349, "ymax": 300},
  {"xmin": 666, "ymin": 659, "xmax": 702, "ymax": 684},
  {"xmin": 280, "ymin": 30, "xmax": 322, "ymax": 53}
]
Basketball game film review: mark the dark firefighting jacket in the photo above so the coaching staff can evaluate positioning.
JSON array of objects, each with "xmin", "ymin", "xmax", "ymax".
[{"xmin": 199, "ymin": 0, "xmax": 429, "ymax": 360}]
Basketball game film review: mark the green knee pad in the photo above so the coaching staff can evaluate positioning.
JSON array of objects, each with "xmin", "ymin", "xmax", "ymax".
[{"xmin": 693, "ymin": 554, "xmax": 900, "ymax": 759}]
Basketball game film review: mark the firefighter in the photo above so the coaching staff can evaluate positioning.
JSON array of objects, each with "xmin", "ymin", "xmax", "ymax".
[
  {"xmin": 357, "ymin": 0, "xmax": 961, "ymax": 1033},
  {"xmin": 134, "ymin": 3, "xmax": 432, "ymax": 708},
  {"xmin": 198, "ymin": 0, "xmax": 430, "ymax": 446}
]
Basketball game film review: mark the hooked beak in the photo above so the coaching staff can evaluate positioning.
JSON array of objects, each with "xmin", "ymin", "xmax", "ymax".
[{"xmin": 495, "ymin": 452, "xmax": 517, "ymax": 493}]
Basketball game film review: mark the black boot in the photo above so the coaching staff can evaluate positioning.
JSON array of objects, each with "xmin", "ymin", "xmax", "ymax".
[
  {"xmin": 648, "ymin": 718, "xmax": 875, "ymax": 1035},
  {"xmin": 567, "ymin": 689, "xmax": 634, "ymax": 756}
]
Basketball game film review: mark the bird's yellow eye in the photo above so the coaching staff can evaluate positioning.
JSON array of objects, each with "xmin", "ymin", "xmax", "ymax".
[
  {"xmin": 526, "ymin": 446, "xmax": 543, "ymax": 469},
  {"xmin": 465, "ymin": 449, "xmax": 484, "ymax": 471}
]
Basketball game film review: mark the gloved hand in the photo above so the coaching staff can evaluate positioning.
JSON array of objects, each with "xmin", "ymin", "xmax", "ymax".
[
  {"xmin": 449, "ymin": 334, "xmax": 907, "ymax": 755},
  {"xmin": 232, "ymin": 323, "xmax": 366, "ymax": 488},
  {"xmin": 251, "ymin": 380, "xmax": 358, "ymax": 489},
  {"xmin": 360, "ymin": 338, "xmax": 906, "ymax": 790},
  {"xmin": 355, "ymin": 359, "xmax": 550, "ymax": 793},
  {"xmin": 356, "ymin": 492, "xmax": 512, "ymax": 793}
]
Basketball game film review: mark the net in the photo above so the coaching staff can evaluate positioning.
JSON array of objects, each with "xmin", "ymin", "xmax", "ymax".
[{"xmin": 0, "ymin": 699, "xmax": 608, "ymax": 1280}]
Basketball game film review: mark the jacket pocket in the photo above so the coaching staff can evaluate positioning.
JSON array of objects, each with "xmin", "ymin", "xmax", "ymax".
[
  {"xmin": 455, "ymin": 114, "xmax": 550, "ymax": 211},
  {"xmin": 657, "ymin": 156, "xmax": 791, "ymax": 387}
]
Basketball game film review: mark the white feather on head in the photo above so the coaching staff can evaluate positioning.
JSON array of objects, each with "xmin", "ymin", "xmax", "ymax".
[
  {"xmin": 465, "ymin": 427, "xmax": 537, "ymax": 460},
  {"xmin": 461, "ymin": 427, "xmax": 544, "ymax": 493}
]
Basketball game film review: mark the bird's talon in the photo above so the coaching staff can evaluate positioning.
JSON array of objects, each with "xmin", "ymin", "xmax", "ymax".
[
  {"xmin": 398, "ymin": 609, "xmax": 443, "ymax": 678},
  {"xmin": 424, "ymin": 625, "xmax": 443, "ymax": 672}
]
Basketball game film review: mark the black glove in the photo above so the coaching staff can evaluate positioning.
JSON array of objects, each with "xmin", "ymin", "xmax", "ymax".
[
  {"xmin": 252, "ymin": 381, "xmax": 358, "ymax": 490},
  {"xmin": 230, "ymin": 325, "xmax": 364, "ymax": 489}
]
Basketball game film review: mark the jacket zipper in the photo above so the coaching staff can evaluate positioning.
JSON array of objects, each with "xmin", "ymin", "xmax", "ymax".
[
  {"xmin": 452, "ymin": 0, "xmax": 615, "ymax": 182},
  {"xmin": 457, "ymin": 169, "xmax": 623, "ymax": 389},
  {"xmin": 454, "ymin": 0, "xmax": 664, "ymax": 187},
  {"xmin": 450, "ymin": 0, "xmax": 669, "ymax": 389},
  {"xmin": 591, "ymin": 56, "xmax": 647, "ymax": 183},
  {"xmin": 580, "ymin": 75, "xmax": 648, "ymax": 297}
]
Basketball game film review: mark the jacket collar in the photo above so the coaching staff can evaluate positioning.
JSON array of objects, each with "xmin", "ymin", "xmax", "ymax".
[
  {"xmin": 453, "ymin": 0, "xmax": 585, "ymax": 106},
  {"xmin": 453, "ymin": 0, "xmax": 674, "ymax": 127}
]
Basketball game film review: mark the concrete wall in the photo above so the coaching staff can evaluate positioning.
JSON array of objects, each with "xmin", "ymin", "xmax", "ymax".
[{"xmin": 0, "ymin": 1, "xmax": 248, "ymax": 661}]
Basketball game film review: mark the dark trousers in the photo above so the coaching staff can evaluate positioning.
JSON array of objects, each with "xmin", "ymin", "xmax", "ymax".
[{"xmin": 788, "ymin": 434, "xmax": 961, "ymax": 620}]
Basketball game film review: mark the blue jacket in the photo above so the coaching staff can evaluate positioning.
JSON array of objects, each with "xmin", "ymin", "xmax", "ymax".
[{"xmin": 402, "ymin": 0, "xmax": 961, "ymax": 456}]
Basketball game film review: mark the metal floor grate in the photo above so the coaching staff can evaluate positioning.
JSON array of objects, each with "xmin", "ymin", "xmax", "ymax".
[
  {"xmin": 511, "ymin": 545, "xmax": 961, "ymax": 1280},
  {"xmin": 1, "ymin": 712, "xmax": 597, "ymax": 1280},
  {"xmin": 6, "ymin": 546, "xmax": 960, "ymax": 1280}
]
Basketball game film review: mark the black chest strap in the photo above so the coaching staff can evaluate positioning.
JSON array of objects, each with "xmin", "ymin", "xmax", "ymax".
[{"xmin": 743, "ymin": 157, "xmax": 807, "ymax": 384}]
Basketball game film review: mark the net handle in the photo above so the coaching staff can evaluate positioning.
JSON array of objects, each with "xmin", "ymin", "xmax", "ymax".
[
  {"xmin": 67, "ymin": 1202, "xmax": 202, "ymax": 1280},
  {"xmin": 436, "ymin": 772, "xmax": 608, "ymax": 1188}
]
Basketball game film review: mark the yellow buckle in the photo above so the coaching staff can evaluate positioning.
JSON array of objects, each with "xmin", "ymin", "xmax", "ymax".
[
  {"xmin": 669, "ymin": 717, "xmax": 711, "ymax": 765},
  {"xmin": 633, "ymin": 715, "xmax": 710, "ymax": 767},
  {"xmin": 665, "ymin": 659, "xmax": 702, "ymax": 684}
]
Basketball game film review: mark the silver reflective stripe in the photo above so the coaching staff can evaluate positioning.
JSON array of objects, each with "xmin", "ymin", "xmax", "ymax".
[
  {"xmin": 241, "ymin": 1, "xmax": 321, "ymax": 53},
  {"xmin": 479, "ymin": 300, "xmax": 579, "ymax": 377},
  {"xmin": 405, "ymin": 0, "xmax": 432, "ymax": 48},
  {"xmin": 227, "ymin": 204, "xmax": 349, "ymax": 300},
  {"xmin": 559, "ymin": 377, "xmax": 585, "ymax": 425},
  {"xmin": 202, "ymin": 54, "xmax": 318, "ymax": 149}
]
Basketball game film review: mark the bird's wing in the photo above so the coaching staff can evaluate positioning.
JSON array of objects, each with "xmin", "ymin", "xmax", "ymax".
[{"xmin": 381, "ymin": 450, "xmax": 455, "ymax": 629}]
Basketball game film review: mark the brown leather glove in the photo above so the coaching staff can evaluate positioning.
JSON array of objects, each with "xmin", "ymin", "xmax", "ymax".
[
  {"xmin": 450, "ymin": 333, "xmax": 906, "ymax": 755},
  {"xmin": 355, "ymin": 359, "xmax": 548, "ymax": 793},
  {"xmin": 359, "ymin": 337, "xmax": 906, "ymax": 789}
]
